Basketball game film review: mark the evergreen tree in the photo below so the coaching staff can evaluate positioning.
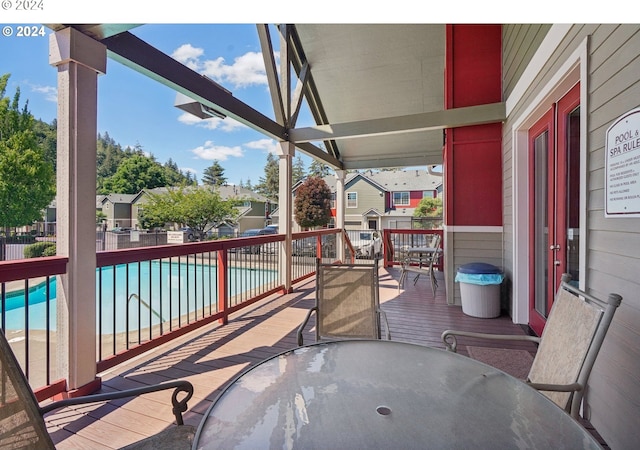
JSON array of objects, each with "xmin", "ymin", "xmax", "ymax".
[
  {"xmin": 308, "ymin": 159, "xmax": 332, "ymax": 177},
  {"xmin": 202, "ymin": 160, "xmax": 227, "ymax": 186},
  {"xmin": 163, "ymin": 158, "xmax": 195, "ymax": 186},
  {"xmin": 32, "ymin": 118, "xmax": 57, "ymax": 171},
  {"xmin": 96, "ymin": 132, "xmax": 125, "ymax": 190},
  {"xmin": 293, "ymin": 154, "xmax": 306, "ymax": 184},
  {"xmin": 255, "ymin": 152, "xmax": 279, "ymax": 201}
]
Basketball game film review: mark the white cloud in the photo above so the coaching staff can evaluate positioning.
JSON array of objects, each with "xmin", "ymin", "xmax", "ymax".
[
  {"xmin": 191, "ymin": 141, "xmax": 244, "ymax": 161},
  {"xmin": 245, "ymin": 138, "xmax": 278, "ymax": 154},
  {"xmin": 172, "ymin": 43, "xmax": 276, "ymax": 89},
  {"xmin": 171, "ymin": 44, "xmax": 204, "ymax": 71},
  {"xmin": 30, "ymin": 84, "xmax": 57, "ymax": 102},
  {"xmin": 202, "ymin": 52, "xmax": 267, "ymax": 88}
]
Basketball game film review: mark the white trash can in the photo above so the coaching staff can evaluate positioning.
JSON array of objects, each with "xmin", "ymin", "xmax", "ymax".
[{"xmin": 456, "ymin": 263, "xmax": 504, "ymax": 318}]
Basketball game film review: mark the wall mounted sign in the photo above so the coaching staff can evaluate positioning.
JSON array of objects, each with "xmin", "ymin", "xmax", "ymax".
[
  {"xmin": 605, "ymin": 106, "xmax": 640, "ymax": 217},
  {"xmin": 167, "ymin": 231, "xmax": 184, "ymax": 244}
]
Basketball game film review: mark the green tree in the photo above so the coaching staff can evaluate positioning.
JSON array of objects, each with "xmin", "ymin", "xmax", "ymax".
[
  {"xmin": 255, "ymin": 152, "xmax": 279, "ymax": 201},
  {"xmin": 164, "ymin": 158, "xmax": 196, "ymax": 187},
  {"xmin": 413, "ymin": 196, "xmax": 443, "ymax": 229},
  {"xmin": 294, "ymin": 176, "xmax": 332, "ymax": 229},
  {"xmin": 96, "ymin": 132, "xmax": 126, "ymax": 191},
  {"xmin": 413, "ymin": 196, "xmax": 443, "ymax": 217},
  {"xmin": 292, "ymin": 154, "xmax": 306, "ymax": 185},
  {"xmin": 308, "ymin": 159, "xmax": 332, "ymax": 178},
  {"xmin": 101, "ymin": 154, "xmax": 166, "ymax": 194},
  {"xmin": 140, "ymin": 187, "xmax": 241, "ymax": 239},
  {"xmin": 202, "ymin": 160, "xmax": 227, "ymax": 186},
  {"xmin": 0, "ymin": 74, "xmax": 55, "ymax": 231},
  {"xmin": 33, "ymin": 118, "xmax": 57, "ymax": 171}
]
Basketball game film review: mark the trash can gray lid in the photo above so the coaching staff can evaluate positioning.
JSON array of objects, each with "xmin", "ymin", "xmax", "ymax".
[{"xmin": 458, "ymin": 262, "xmax": 502, "ymax": 274}]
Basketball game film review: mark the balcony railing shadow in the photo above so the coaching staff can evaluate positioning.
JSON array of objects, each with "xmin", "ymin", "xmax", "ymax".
[{"xmin": 42, "ymin": 265, "xmax": 544, "ymax": 449}]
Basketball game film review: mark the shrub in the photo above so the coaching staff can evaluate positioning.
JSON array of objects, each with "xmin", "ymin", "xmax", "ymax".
[
  {"xmin": 23, "ymin": 241, "xmax": 56, "ymax": 258},
  {"xmin": 42, "ymin": 244, "xmax": 57, "ymax": 257}
]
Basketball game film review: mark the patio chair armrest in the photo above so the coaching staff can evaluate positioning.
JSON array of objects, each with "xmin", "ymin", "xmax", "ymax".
[
  {"xmin": 39, "ymin": 379, "xmax": 194, "ymax": 425},
  {"xmin": 526, "ymin": 381, "xmax": 583, "ymax": 393},
  {"xmin": 441, "ymin": 329, "xmax": 541, "ymax": 352},
  {"xmin": 377, "ymin": 308, "xmax": 391, "ymax": 340},
  {"xmin": 297, "ymin": 306, "xmax": 318, "ymax": 346}
]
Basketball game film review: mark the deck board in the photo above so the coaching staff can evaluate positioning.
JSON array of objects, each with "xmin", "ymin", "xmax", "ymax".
[{"xmin": 44, "ymin": 267, "xmax": 605, "ymax": 449}]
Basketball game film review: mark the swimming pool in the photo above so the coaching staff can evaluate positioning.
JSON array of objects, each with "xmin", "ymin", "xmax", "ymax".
[{"xmin": 2, "ymin": 261, "xmax": 277, "ymax": 332}]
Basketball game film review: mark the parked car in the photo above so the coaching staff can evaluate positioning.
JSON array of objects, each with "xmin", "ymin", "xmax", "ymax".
[
  {"xmin": 292, "ymin": 234, "xmax": 336, "ymax": 257},
  {"xmin": 110, "ymin": 227, "xmax": 132, "ymax": 233},
  {"xmin": 232, "ymin": 227, "xmax": 278, "ymax": 254},
  {"xmin": 179, "ymin": 227, "xmax": 196, "ymax": 241}
]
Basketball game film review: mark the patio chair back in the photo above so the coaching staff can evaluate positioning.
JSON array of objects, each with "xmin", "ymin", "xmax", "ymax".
[
  {"xmin": 527, "ymin": 274, "xmax": 622, "ymax": 415},
  {"xmin": 297, "ymin": 259, "xmax": 390, "ymax": 345},
  {"xmin": 0, "ymin": 329, "xmax": 195, "ymax": 449},
  {"xmin": 398, "ymin": 233, "xmax": 442, "ymax": 295},
  {"xmin": 0, "ymin": 330, "xmax": 56, "ymax": 449}
]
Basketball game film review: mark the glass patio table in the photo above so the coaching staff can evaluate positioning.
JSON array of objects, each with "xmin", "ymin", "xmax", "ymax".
[{"xmin": 193, "ymin": 340, "xmax": 601, "ymax": 449}]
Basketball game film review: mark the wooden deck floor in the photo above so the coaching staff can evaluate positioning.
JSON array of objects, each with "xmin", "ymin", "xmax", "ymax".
[{"xmin": 44, "ymin": 267, "xmax": 601, "ymax": 449}]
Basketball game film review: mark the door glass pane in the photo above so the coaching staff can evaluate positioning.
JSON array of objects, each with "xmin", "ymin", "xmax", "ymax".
[
  {"xmin": 534, "ymin": 132, "xmax": 549, "ymax": 318},
  {"xmin": 565, "ymin": 106, "xmax": 580, "ymax": 285}
]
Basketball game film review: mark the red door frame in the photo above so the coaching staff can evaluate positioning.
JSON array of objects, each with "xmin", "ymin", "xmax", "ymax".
[
  {"xmin": 528, "ymin": 83, "xmax": 580, "ymax": 336},
  {"xmin": 528, "ymin": 107, "xmax": 555, "ymax": 336}
]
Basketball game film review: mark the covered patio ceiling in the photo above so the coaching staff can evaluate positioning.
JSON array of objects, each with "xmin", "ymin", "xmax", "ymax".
[{"xmin": 46, "ymin": 23, "xmax": 505, "ymax": 170}]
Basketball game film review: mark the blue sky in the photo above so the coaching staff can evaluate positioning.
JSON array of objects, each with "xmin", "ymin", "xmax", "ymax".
[{"xmin": 0, "ymin": 23, "xmax": 319, "ymax": 186}]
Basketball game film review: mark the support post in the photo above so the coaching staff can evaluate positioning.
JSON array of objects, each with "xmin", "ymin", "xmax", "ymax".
[
  {"xmin": 278, "ymin": 142, "xmax": 294, "ymax": 292},
  {"xmin": 49, "ymin": 28, "xmax": 106, "ymax": 391},
  {"xmin": 335, "ymin": 170, "xmax": 346, "ymax": 262}
]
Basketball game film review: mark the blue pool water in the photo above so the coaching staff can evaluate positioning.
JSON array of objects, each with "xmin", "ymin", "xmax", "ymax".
[{"xmin": 2, "ymin": 261, "xmax": 277, "ymax": 332}]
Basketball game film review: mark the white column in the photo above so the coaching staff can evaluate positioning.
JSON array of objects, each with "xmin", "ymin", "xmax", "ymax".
[
  {"xmin": 50, "ymin": 28, "xmax": 106, "ymax": 390},
  {"xmin": 335, "ymin": 170, "xmax": 346, "ymax": 262},
  {"xmin": 277, "ymin": 142, "xmax": 294, "ymax": 292}
]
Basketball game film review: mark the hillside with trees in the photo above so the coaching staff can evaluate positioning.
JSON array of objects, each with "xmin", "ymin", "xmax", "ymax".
[{"xmin": 96, "ymin": 134, "xmax": 196, "ymax": 194}]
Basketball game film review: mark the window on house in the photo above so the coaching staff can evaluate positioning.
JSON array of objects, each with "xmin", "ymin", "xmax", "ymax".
[
  {"xmin": 393, "ymin": 192, "xmax": 410, "ymax": 206},
  {"xmin": 347, "ymin": 192, "xmax": 357, "ymax": 208},
  {"xmin": 422, "ymin": 191, "xmax": 435, "ymax": 199},
  {"xmin": 330, "ymin": 192, "xmax": 336, "ymax": 209}
]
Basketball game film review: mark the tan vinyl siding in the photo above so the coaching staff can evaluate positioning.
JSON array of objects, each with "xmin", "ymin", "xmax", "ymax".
[
  {"xmin": 585, "ymin": 27, "xmax": 640, "ymax": 450},
  {"xmin": 502, "ymin": 127, "xmax": 514, "ymax": 281},
  {"xmin": 444, "ymin": 231, "xmax": 502, "ymax": 306},
  {"xmin": 502, "ymin": 24, "xmax": 551, "ymax": 99},
  {"xmin": 502, "ymin": 24, "xmax": 640, "ymax": 449},
  {"xmin": 345, "ymin": 178, "xmax": 385, "ymax": 215}
]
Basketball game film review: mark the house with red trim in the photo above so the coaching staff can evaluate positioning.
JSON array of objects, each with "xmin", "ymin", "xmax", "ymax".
[{"xmin": 289, "ymin": 169, "xmax": 442, "ymax": 231}]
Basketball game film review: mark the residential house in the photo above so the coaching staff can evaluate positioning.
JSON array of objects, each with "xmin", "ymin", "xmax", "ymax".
[
  {"xmin": 292, "ymin": 169, "xmax": 443, "ymax": 231},
  {"xmin": 101, "ymin": 194, "xmax": 137, "ymax": 230}
]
